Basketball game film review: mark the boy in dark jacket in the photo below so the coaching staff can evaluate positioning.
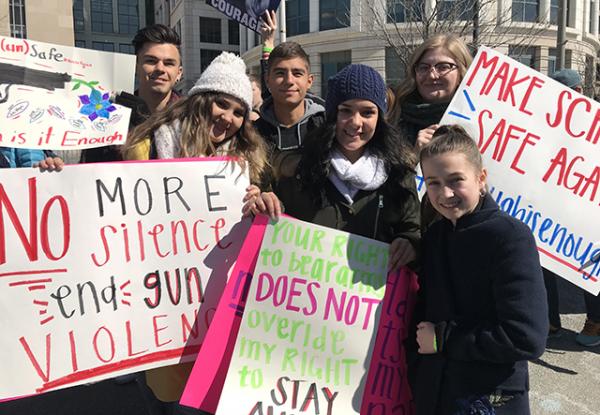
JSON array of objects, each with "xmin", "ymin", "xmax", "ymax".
[
  {"xmin": 254, "ymin": 39, "xmax": 325, "ymax": 180},
  {"xmin": 80, "ymin": 24, "xmax": 182, "ymax": 163}
]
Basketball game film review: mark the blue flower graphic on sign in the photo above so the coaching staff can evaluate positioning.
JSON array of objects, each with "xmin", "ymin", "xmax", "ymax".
[{"xmin": 79, "ymin": 89, "xmax": 116, "ymax": 121}]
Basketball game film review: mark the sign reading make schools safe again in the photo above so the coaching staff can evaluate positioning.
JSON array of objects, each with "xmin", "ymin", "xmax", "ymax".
[{"xmin": 440, "ymin": 46, "xmax": 600, "ymax": 295}]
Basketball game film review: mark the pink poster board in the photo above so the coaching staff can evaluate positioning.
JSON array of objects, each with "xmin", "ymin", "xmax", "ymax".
[
  {"xmin": 180, "ymin": 215, "xmax": 269, "ymax": 412},
  {"xmin": 181, "ymin": 216, "xmax": 419, "ymax": 414},
  {"xmin": 360, "ymin": 268, "xmax": 419, "ymax": 414}
]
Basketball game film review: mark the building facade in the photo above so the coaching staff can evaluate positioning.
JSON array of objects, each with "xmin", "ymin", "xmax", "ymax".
[
  {"xmin": 154, "ymin": 0, "xmax": 241, "ymax": 92},
  {"xmin": 240, "ymin": 0, "xmax": 600, "ymax": 96},
  {"xmin": 73, "ymin": 0, "xmax": 152, "ymax": 54},
  {"xmin": 0, "ymin": 0, "xmax": 74, "ymax": 45}
]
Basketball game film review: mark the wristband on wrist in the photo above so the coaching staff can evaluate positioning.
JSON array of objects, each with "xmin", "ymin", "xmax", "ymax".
[
  {"xmin": 262, "ymin": 46, "xmax": 273, "ymax": 53},
  {"xmin": 433, "ymin": 332, "xmax": 438, "ymax": 353}
]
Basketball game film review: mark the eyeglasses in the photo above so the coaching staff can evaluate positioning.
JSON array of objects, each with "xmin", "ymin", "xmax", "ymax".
[{"xmin": 414, "ymin": 62, "xmax": 458, "ymax": 76}]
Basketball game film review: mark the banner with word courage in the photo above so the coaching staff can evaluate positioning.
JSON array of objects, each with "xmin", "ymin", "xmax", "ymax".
[
  {"xmin": 207, "ymin": 0, "xmax": 281, "ymax": 33},
  {"xmin": 440, "ymin": 46, "xmax": 600, "ymax": 295},
  {"xmin": 0, "ymin": 35, "xmax": 133, "ymax": 150},
  {"xmin": 213, "ymin": 216, "xmax": 415, "ymax": 415},
  {"xmin": 0, "ymin": 158, "xmax": 250, "ymax": 400}
]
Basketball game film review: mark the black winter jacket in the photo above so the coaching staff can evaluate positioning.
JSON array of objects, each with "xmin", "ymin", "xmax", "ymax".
[
  {"xmin": 414, "ymin": 194, "xmax": 548, "ymax": 415},
  {"xmin": 276, "ymin": 171, "xmax": 421, "ymax": 248},
  {"xmin": 254, "ymin": 96, "xmax": 325, "ymax": 180}
]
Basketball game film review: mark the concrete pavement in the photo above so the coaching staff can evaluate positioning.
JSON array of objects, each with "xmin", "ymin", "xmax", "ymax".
[{"xmin": 530, "ymin": 277, "xmax": 600, "ymax": 414}]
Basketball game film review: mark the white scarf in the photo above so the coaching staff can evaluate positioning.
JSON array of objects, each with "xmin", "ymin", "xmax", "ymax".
[
  {"xmin": 328, "ymin": 148, "xmax": 388, "ymax": 204},
  {"xmin": 154, "ymin": 120, "xmax": 232, "ymax": 159},
  {"xmin": 154, "ymin": 119, "xmax": 181, "ymax": 159}
]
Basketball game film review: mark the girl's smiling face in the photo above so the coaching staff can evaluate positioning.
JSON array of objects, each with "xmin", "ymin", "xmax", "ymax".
[
  {"xmin": 335, "ymin": 99, "xmax": 379, "ymax": 163},
  {"xmin": 415, "ymin": 47, "xmax": 460, "ymax": 103},
  {"xmin": 209, "ymin": 95, "xmax": 246, "ymax": 144},
  {"xmin": 422, "ymin": 151, "xmax": 487, "ymax": 225}
]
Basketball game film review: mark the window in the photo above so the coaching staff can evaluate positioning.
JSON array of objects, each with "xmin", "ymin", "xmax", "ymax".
[
  {"xmin": 73, "ymin": 0, "xmax": 85, "ymax": 32},
  {"xmin": 512, "ymin": 0, "xmax": 539, "ymax": 22},
  {"xmin": 387, "ymin": 0, "xmax": 424, "ymax": 23},
  {"xmin": 119, "ymin": 0, "xmax": 139, "ymax": 34},
  {"xmin": 75, "ymin": 40, "xmax": 86, "ymax": 49},
  {"xmin": 550, "ymin": 0, "xmax": 558, "ymax": 24},
  {"xmin": 287, "ymin": 0, "xmax": 309, "ymax": 36},
  {"xmin": 549, "ymin": 0, "xmax": 573, "ymax": 26},
  {"xmin": 321, "ymin": 50, "xmax": 351, "ymax": 97},
  {"xmin": 385, "ymin": 47, "xmax": 406, "ymax": 86},
  {"xmin": 437, "ymin": 0, "xmax": 474, "ymax": 20},
  {"xmin": 320, "ymin": 0, "xmax": 350, "ymax": 30},
  {"xmin": 9, "ymin": 0, "xmax": 27, "ymax": 38},
  {"xmin": 509, "ymin": 46, "xmax": 536, "ymax": 69},
  {"xmin": 92, "ymin": 0, "xmax": 114, "ymax": 33},
  {"xmin": 119, "ymin": 44, "xmax": 135, "ymax": 54},
  {"xmin": 92, "ymin": 41, "xmax": 115, "ymax": 52},
  {"xmin": 548, "ymin": 48, "xmax": 557, "ymax": 75},
  {"xmin": 228, "ymin": 20, "xmax": 240, "ymax": 45},
  {"xmin": 200, "ymin": 17, "xmax": 222, "ymax": 43},
  {"xmin": 201, "ymin": 49, "xmax": 221, "ymax": 72}
]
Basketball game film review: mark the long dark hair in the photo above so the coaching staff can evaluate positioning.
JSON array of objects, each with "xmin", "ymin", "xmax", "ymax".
[
  {"xmin": 123, "ymin": 92, "xmax": 268, "ymax": 184},
  {"xmin": 297, "ymin": 110, "xmax": 417, "ymax": 203}
]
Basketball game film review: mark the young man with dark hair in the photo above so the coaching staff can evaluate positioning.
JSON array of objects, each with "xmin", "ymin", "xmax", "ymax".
[
  {"xmin": 254, "ymin": 11, "xmax": 325, "ymax": 180},
  {"xmin": 80, "ymin": 24, "xmax": 183, "ymax": 163},
  {"xmin": 131, "ymin": 24, "xmax": 183, "ymax": 115}
]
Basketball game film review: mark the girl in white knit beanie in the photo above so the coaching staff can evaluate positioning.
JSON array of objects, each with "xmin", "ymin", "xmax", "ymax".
[
  {"xmin": 121, "ymin": 52, "xmax": 275, "ymax": 413},
  {"xmin": 123, "ymin": 52, "xmax": 271, "ymax": 200}
]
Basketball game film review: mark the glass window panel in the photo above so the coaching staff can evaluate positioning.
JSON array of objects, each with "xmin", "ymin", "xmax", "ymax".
[
  {"xmin": 287, "ymin": 0, "xmax": 310, "ymax": 36},
  {"xmin": 9, "ymin": 0, "xmax": 27, "ymax": 38},
  {"xmin": 321, "ymin": 50, "xmax": 351, "ymax": 97},
  {"xmin": 228, "ymin": 20, "xmax": 240, "ymax": 45},
  {"xmin": 201, "ymin": 49, "xmax": 222, "ymax": 72},
  {"xmin": 200, "ymin": 17, "xmax": 222, "ymax": 43},
  {"xmin": 92, "ymin": 41, "xmax": 115, "ymax": 52},
  {"xmin": 92, "ymin": 0, "xmax": 114, "ymax": 33},
  {"xmin": 512, "ymin": 0, "xmax": 539, "ymax": 22},
  {"xmin": 320, "ymin": 0, "xmax": 350, "ymax": 30}
]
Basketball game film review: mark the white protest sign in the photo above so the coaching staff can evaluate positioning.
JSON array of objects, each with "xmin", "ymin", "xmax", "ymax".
[
  {"xmin": 0, "ymin": 159, "xmax": 249, "ymax": 399},
  {"xmin": 0, "ymin": 35, "xmax": 133, "ymax": 150},
  {"xmin": 216, "ymin": 216, "xmax": 389, "ymax": 415},
  {"xmin": 440, "ymin": 46, "xmax": 600, "ymax": 295}
]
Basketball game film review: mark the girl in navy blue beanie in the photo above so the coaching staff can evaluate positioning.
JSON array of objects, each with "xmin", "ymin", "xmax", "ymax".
[
  {"xmin": 271, "ymin": 63, "xmax": 421, "ymax": 269},
  {"xmin": 254, "ymin": 62, "xmax": 421, "ymax": 413}
]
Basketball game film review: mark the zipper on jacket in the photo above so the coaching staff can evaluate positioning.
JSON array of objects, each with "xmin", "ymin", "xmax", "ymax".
[{"xmin": 373, "ymin": 194, "xmax": 384, "ymax": 239}]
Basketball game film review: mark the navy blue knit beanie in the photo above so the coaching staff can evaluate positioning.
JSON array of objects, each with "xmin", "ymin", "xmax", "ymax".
[{"xmin": 325, "ymin": 64, "xmax": 387, "ymax": 120}]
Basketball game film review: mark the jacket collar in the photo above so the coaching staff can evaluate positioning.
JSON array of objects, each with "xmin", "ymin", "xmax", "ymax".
[{"xmin": 442, "ymin": 193, "xmax": 499, "ymax": 231}]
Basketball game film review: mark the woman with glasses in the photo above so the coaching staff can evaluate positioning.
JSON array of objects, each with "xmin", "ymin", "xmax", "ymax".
[{"xmin": 388, "ymin": 35, "xmax": 473, "ymax": 152}]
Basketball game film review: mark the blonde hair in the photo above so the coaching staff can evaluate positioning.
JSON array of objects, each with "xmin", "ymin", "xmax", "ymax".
[
  {"xmin": 388, "ymin": 35, "xmax": 473, "ymax": 124},
  {"xmin": 123, "ymin": 92, "xmax": 268, "ymax": 185}
]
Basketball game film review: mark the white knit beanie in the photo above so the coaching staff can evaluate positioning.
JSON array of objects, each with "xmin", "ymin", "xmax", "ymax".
[{"xmin": 187, "ymin": 52, "xmax": 253, "ymax": 111}]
